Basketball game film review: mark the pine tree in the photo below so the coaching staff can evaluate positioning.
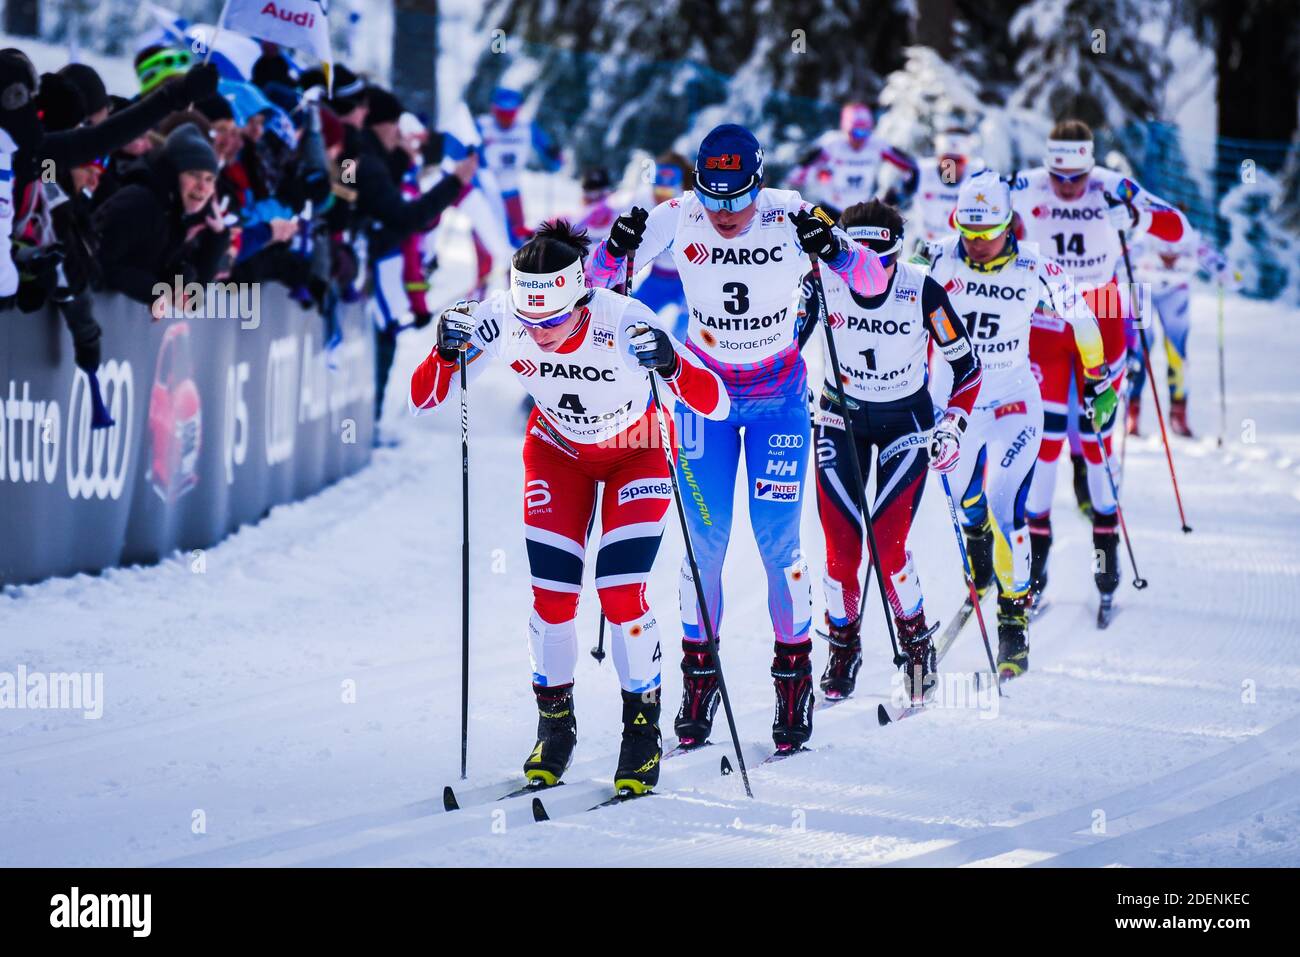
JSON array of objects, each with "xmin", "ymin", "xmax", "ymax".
[{"xmin": 1008, "ymin": 0, "xmax": 1166, "ymax": 127}]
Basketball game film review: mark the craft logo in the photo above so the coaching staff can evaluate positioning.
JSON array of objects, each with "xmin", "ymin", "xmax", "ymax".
[
  {"xmin": 754, "ymin": 479, "xmax": 800, "ymax": 502},
  {"xmin": 684, "ymin": 242, "xmax": 709, "ymax": 265},
  {"xmin": 511, "ymin": 358, "xmax": 538, "ymax": 377}
]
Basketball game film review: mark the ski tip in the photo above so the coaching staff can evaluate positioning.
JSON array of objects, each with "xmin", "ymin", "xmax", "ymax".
[
  {"xmin": 442, "ymin": 785, "xmax": 459, "ymax": 812},
  {"xmin": 876, "ymin": 703, "xmax": 892, "ymax": 726},
  {"xmin": 720, "ymin": 755, "xmax": 733, "ymax": 776},
  {"xmin": 531, "ymin": 796, "xmax": 550, "ymax": 822}
]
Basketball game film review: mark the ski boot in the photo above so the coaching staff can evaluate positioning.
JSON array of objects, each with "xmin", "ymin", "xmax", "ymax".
[
  {"xmin": 1027, "ymin": 515, "xmax": 1053, "ymax": 607},
  {"xmin": 1126, "ymin": 397, "xmax": 1142, "ymax": 437},
  {"xmin": 996, "ymin": 591, "xmax": 1030, "ymax": 681},
  {"xmin": 523, "ymin": 684, "xmax": 577, "ymax": 786},
  {"xmin": 1169, "ymin": 398, "xmax": 1194, "ymax": 438},
  {"xmin": 772, "ymin": 639, "xmax": 814, "ymax": 752},
  {"xmin": 963, "ymin": 516, "xmax": 996, "ymax": 595},
  {"xmin": 673, "ymin": 640, "xmax": 720, "ymax": 748},
  {"xmin": 897, "ymin": 612, "xmax": 938, "ymax": 704},
  {"xmin": 1093, "ymin": 512, "xmax": 1121, "ymax": 624},
  {"xmin": 614, "ymin": 689, "xmax": 662, "ymax": 795},
  {"xmin": 1071, "ymin": 453, "xmax": 1092, "ymax": 518},
  {"xmin": 819, "ymin": 617, "xmax": 863, "ymax": 700}
]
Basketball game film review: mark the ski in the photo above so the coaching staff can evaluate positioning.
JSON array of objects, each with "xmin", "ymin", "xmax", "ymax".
[
  {"xmin": 442, "ymin": 778, "xmax": 562, "ymax": 812},
  {"xmin": 762, "ymin": 746, "xmax": 814, "ymax": 765},
  {"xmin": 663, "ymin": 740, "xmax": 712, "ymax": 761},
  {"xmin": 1028, "ymin": 599, "xmax": 1051, "ymax": 622},
  {"xmin": 1097, "ymin": 594, "xmax": 1118, "ymax": 629}
]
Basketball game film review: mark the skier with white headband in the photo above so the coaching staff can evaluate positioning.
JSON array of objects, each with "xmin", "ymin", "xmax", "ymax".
[
  {"xmin": 1010, "ymin": 119, "xmax": 1188, "ymax": 611},
  {"xmin": 929, "ymin": 171, "xmax": 1110, "ymax": 677},
  {"xmin": 812, "ymin": 199, "xmax": 982, "ymax": 703},
  {"xmin": 409, "ymin": 220, "xmax": 730, "ymax": 795},
  {"xmin": 788, "ymin": 102, "xmax": 919, "ymax": 215},
  {"xmin": 585, "ymin": 123, "xmax": 890, "ymax": 753}
]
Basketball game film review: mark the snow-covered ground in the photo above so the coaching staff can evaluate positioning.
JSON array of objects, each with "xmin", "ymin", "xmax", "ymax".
[{"xmin": 3, "ymin": 220, "xmax": 1298, "ymax": 866}]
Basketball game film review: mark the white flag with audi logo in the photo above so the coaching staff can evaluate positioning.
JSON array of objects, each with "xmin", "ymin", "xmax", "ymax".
[{"xmin": 218, "ymin": 0, "xmax": 332, "ymax": 84}]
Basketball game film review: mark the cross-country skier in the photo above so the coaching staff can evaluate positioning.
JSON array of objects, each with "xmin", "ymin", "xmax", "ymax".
[
  {"xmin": 929, "ymin": 172, "xmax": 1110, "ymax": 677},
  {"xmin": 1127, "ymin": 227, "xmax": 1236, "ymax": 438},
  {"xmin": 787, "ymin": 102, "xmax": 918, "ymax": 217},
  {"xmin": 477, "ymin": 86, "xmax": 563, "ymax": 246},
  {"xmin": 409, "ymin": 221, "xmax": 729, "ymax": 794},
  {"xmin": 908, "ymin": 128, "xmax": 983, "ymax": 261},
  {"xmin": 813, "ymin": 200, "xmax": 982, "ymax": 703},
  {"xmin": 586, "ymin": 123, "xmax": 890, "ymax": 752},
  {"xmin": 1010, "ymin": 120, "xmax": 1188, "ymax": 606}
]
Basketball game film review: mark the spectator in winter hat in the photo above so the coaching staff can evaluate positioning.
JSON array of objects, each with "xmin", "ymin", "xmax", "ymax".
[
  {"xmin": 196, "ymin": 94, "xmax": 242, "ymax": 167},
  {"xmin": 58, "ymin": 63, "xmax": 109, "ymax": 125},
  {"xmin": 0, "ymin": 49, "xmax": 41, "ymax": 306},
  {"xmin": 93, "ymin": 122, "xmax": 229, "ymax": 309},
  {"xmin": 35, "ymin": 71, "xmax": 87, "ymax": 132},
  {"xmin": 326, "ymin": 65, "xmax": 368, "ymax": 127}
]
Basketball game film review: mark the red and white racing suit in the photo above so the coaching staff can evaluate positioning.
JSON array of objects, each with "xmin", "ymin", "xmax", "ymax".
[
  {"xmin": 1011, "ymin": 166, "xmax": 1188, "ymax": 525},
  {"xmin": 409, "ymin": 287, "xmax": 729, "ymax": 694}
]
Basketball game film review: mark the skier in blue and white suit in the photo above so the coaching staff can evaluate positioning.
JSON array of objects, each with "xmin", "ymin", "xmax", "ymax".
[{"xmin": 587, "ymin": 124, "xmax": 889, "ymax": 751}]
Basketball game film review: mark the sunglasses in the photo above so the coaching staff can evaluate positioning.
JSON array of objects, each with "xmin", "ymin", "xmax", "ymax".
[
  {"xmin": 696, "ymin": 184, "xmax": 759, "ymax": 213},
  {"xmin": 516, "ymin": 307, "xmax": 575, "ymax": 329},
  {"xmin": 955, "ymin": 219, "xmax": 1010, "ymax": 241},
  {"xmin": 1049, "ymin": 168, "xmax": 1091, "ymax": 184}
]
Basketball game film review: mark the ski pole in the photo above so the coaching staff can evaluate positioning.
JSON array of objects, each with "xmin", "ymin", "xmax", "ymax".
[
  {"xmin": 1085, "ymin": 398, "xmax": 1149, "ymax": 590},
  {"xmin": 586, "ymin": 492, "xmax": 607, "ymax": 663},
  {"xmin": 459, "ymin": 349, "xmax": 471, "ymax": 779},
  {"xmin": 1217, "ymin": 281, "xmax": 1227, "ymax": 449},
  {"xmin": 647, "ymin": 374, "xmax": 753, "ymax": 799},
  {"xmin": 807, "ymin": 258, "xmax": 905, "ymax": 668},
  {"xmin": 1108, "ymin": 195, "xmax": 1192, "ymax": 533},
  {"xmin": 937, "ymin": 474, "xmax": 1001, "ymax": 691},
  {"xmin": 630, "ymin": 253, "xmax": 751, "ymax": 798}
]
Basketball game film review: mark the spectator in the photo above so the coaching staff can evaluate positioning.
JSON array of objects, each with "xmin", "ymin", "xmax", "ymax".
[
  {"xmin": 93, "ymin": 123, "xmax": 227, "ymax": 314},
  {"xmin": 350, "ymin": 86, "xmax": 476, "ymax": 433}
]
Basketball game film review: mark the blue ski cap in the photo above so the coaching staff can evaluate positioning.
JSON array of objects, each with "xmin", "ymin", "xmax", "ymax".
[
  {"xmin": 491, "ymin": 86, "xmax": 524, "ymax": 111},
  {"xmin": 694, "ymin": 124, "xmax": 764, "ymax": 212}
]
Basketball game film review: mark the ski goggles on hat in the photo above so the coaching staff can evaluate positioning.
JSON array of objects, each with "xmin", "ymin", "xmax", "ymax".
[
  {"xmin": 1048, "ymin": 168, "xmax": 1091, "ymax": 185},
  {"xmin": 137, "ymin": 48, "xmax": 195, "ymax": 95},
  {"xmin": 510, "ymin": 257, "xmax": 587, "ymax": 326},
  {"xmin": 954, "ymin": 215, "xmax": 1012, "ymax": 241},
  {"xmin": 695, "ymin": 182, "xmax": 760, "ymax": 213},
  {"xmin": 847, "ymin": 225, "xmax": 903, "ymax": 267}
]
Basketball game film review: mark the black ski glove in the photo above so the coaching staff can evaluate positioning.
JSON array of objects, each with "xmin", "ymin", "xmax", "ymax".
[
  {"xmin": 437, "ymin": 302, "xmax": 476, "ymax": 361},
  {"xmin": 792, "ymin": 206, "xmax": 842, "ymax": 262},
  {"xmin": 627, "ymin": 323, "xmax": 679, "ymax": 377},
  {"xmin": 177, "ymin": 63, "xmax": 219, "ymax": 105},
  {"xmin": 607, "ymin": 206, "xmax": 648, "ymax": 260}
]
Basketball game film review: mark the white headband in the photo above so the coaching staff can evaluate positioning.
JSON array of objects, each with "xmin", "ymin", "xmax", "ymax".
[
  {"xmin": 510, "ymin": 257, "xmax": 587, "ymax": 321},
  {"xmin": 847, "ymin": 225, "xmax": 903, "ymax": 256},
  {"xmin": 1046, "ymin": 138, "xmax": 1095, "ymax": 172}
]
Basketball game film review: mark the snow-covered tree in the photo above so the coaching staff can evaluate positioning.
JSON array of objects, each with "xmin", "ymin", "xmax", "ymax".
[
  {"xmin": 1008, "ymin": 0, "xmax": 1167, "ymax": 128},
  {"xmin": 1219, "ymin": 168, "xmax": 1300, "ymax": 303},
  {"xmin": 466, "ymin": 0, "xmax": 912, "ymax": 172}
]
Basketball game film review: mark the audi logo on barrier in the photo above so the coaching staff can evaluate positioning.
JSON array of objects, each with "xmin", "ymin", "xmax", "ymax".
[
  {"xmin": 768, "ymin": 433, "xmax": 805, "ymax": 449},
  {"xmin": 66, "ymin": 361, "xmax": 134, "ymax": 501}
]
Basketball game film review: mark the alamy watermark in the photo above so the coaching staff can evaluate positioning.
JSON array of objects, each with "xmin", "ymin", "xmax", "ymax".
[
  {"xmin": 0, "ymin": 665, "xmax": 104, "ymax": 719},
  {"xmin": 151, "ymin": 276, "xmax": 262, "ymax": 329}
]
